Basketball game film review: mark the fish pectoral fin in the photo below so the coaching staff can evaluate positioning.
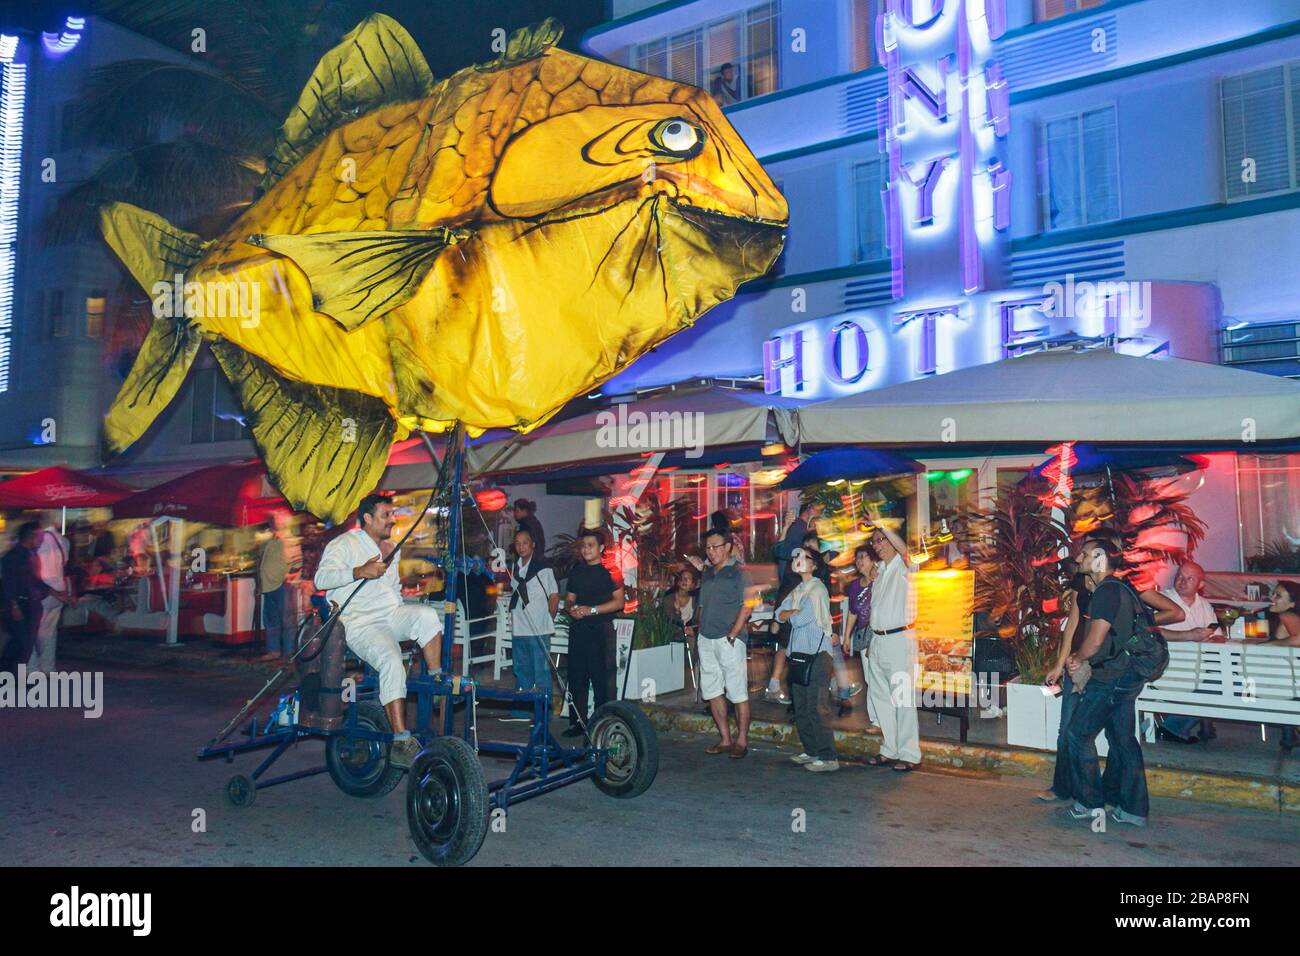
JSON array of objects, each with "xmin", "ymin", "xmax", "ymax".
[
  {"xmin": 210, "ymin": 341, "xmax": 395, "ymax": 525},
  {"xmin": 249, "ymin": 228, "xmax": 467, "ymax": 330}
]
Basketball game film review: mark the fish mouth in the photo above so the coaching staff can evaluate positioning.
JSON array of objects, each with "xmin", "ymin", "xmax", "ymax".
[
  {"xmin": 669, "ymin": 198, "xmax": 788, "ymax": 232},
  {"xmin": 666, "ymin": 198, "xmax": 787, "ymax": 280}
]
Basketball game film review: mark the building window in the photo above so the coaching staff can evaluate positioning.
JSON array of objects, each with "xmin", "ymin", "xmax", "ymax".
[
  {"xmin": 1220, "ymin": 63, "xmax": 1300, "ymax": 202},
  {"xmin": 633, "ymin": 2, "xmax": 779, "ymax": 104},
  {"xmin": 1043, "ymin": 105, "xmax": 1120, "ymax": 230},
  {"xmin": 1035, "ymin": 0, "xmax": 1106, "ymax": 22},
  {"xmin": 850, "ymin": 0, "xmax": 874, "ymax": 72},
  {"xmin": 45, "ymin": 289, "xmax": 67, "ymax": 339},
  {"xmin": 84, "ymin": 291, "xmax": 106, "ymax": 338},
  {"xmin": 1237, "ymin": 454, "xmax": 1300, "ymax": 569},
  {"xmin": 190, "ymin": 366, "xmax": 249, "ymax": 444},
  {"xmin": 1222, "ymin": 319, "xmax": 1300, "ymax": 378},
  {"xmin": 853, "ymin": 158, "xmax": 886, "ymax": 262}
]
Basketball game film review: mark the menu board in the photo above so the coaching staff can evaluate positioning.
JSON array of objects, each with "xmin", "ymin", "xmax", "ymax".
[{"xmin": 913, "ymin": 569, "xmax": 974, "ymax": 699}]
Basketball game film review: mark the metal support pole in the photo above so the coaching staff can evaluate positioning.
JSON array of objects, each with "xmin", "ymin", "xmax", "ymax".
[{"xmin": 441, "ymin": 426, "xmax": 465, "ymax": 736}]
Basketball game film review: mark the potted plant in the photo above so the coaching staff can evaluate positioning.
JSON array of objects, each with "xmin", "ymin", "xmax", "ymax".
[{"xmin": 965, "ymin": 482, "xmax": 1075, "ymax": 750}]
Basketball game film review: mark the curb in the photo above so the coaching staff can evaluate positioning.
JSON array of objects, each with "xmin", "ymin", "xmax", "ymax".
[{"xmin": 642, "ymin": 704, "xmax": 1300, "ymax": 815}]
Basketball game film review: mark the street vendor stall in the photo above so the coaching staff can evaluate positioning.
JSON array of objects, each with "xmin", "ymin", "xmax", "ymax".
[{"xmin": 112, "ymin": 460, "xmax": 286, "ymax": 645}]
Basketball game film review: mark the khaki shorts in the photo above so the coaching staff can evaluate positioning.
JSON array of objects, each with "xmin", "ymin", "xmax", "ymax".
[{"xmin": 699, "ymin": 635, "xmax": 748, "ymax": 704}]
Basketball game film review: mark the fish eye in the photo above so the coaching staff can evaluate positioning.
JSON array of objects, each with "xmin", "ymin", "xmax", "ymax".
[{"xmin": 649, "ymin": 118, "xmax": 704, "ymax": 158}]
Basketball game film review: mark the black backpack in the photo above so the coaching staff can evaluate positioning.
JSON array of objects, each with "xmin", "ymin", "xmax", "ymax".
[{"xmin": 1090, "ymin": 578, "xmax": 1170, "ymax": 683}]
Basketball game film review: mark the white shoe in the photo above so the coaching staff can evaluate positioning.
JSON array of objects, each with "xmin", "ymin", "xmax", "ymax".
[
  {"xmin": 790, "ymin": 752, "xmax": 815, "ymax": 765},
  {"xmin": 805, "ymin": 758, "xmax": 840, "ymax": 772}
]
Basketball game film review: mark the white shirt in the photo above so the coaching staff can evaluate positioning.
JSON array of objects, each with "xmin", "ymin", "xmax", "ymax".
[
  {"xmin": 870, "ymin": 553, "xmax": 916, "ymax": 633},
  {"xmin": 37, "ymin": 527, "xmax": 68, "ymax": 591},
  {"xmin": 510, "ymin": 558, "xmax": 557, "ymax": 636},
  {"xmin": 314, "ymin": 529, "xmax": 402, "ymax": 628},
  {"xmin": 1160, "ymin": 588, "xmax": 1217, "ymax": 631}
]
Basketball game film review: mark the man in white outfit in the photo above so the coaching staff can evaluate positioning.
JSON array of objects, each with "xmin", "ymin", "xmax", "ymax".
[
  {"xmin": 314, "ymin": 495, "xmax": 442, "ymax": 768},
  {"xmin": 30, "ymin": 513, "xmax": 71, "ymax": 674},
  {"xmin": 864, "ymin": 522, "xmax": 921, "ymax": 771}
]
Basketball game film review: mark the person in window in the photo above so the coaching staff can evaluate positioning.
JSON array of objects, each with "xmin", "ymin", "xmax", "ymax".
[{"xmin": 709, "ymin": 62, "xmax": 740, "ymax": 105}]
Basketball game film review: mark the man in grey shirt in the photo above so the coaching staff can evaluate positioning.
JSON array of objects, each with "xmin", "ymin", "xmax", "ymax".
[{"xmin": 689, "ymin": 529, "xmax": 754, "ymax": 758}]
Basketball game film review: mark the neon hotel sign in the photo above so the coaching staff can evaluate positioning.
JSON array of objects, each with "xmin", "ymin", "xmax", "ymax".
[{"xmin": 765, "ymin": 0, "xmax": 1013, "ymax": 397}]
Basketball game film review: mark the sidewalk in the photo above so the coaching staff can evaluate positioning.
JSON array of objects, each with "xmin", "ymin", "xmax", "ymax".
[
  {"xmin": 649, "ymin": 685, "xmax": 1300, "ymax": 814},
  {"xmin": 58, "ymin": 630, "xmax": 1300, "ymax": 814}
]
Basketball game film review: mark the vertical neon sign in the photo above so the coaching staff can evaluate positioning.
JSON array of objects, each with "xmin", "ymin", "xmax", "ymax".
[{"xmin": 876, "ymin": 0, "xmax": 1010, "ymax": 304}]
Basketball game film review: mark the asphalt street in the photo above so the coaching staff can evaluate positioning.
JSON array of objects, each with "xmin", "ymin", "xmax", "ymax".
[{"xmin": 2, "ymin": 662, "xmax": 1297, "ymax": 866}]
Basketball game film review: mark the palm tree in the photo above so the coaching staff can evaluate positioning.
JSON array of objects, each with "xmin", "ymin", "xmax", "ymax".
[{"xmin": 45, "ymin": 0, "xmax": 364, "ymax": 244}]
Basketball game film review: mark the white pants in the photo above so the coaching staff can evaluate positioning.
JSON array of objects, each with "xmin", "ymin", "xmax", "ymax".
[
  {"xmin": 865, "ymin": 631, "xmax": 921, "ymax": 764},
  {"xmin": 344, "ymin": 605, "xmax": 442, "ymax": 706},
  {"xmin": 860, "ymin": 649, "xmax": 878, "ymax": 726},
  {"xmin": 699, "ymin": 635, "xmax": 748, "ymax": 704},
  {"xmin": 28, "ymin": 595, "xmax": 63, "ymax": 674}
]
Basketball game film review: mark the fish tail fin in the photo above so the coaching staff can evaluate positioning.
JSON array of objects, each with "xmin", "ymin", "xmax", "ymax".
[
  {"xmin": 98, "ymin": 202, "xmax": 210, "ymax": 452},
  {"xmin": 210, "ymin": 341, "xmax": 395, "ymax": 524}
]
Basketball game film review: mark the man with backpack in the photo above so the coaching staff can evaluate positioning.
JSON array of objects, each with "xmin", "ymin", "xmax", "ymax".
[{"xmin": 1063, "ymin": 539, "xmax": 1184, "ymax": 829}]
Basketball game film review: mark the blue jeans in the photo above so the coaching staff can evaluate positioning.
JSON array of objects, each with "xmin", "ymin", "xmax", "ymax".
[
  {"xmin": 262, "ymin": 585, "xmax": 290, "ymax": 655},
  {"xmin": 1065, "ymin": 670, "xmax": 1149, "ymax": 819},
  {"xmin": 1050, "ymin": 672, "xmax": 1078, "ymax": 799},
  {"xmin": 512, "ymin": 632, "xmax": 552, "ymax": 718}
]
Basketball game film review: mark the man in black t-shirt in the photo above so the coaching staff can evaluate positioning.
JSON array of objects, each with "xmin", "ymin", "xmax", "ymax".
[
  {"xmin": 563, "ymin": 529, "xmax": 625, "ymax": 737},
  {"xmin": 1062, "ymin": 540, "xmax": 1183, "ymax": 829}
]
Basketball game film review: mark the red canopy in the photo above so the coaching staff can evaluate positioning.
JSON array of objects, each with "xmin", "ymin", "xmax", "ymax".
[
  {"xmin": 112, "ymin": 460, "xmax": 285, "ymax": 527},
  {"xmin": 0, "ymin": 466, "xmax": 135, "ymax": 508}
]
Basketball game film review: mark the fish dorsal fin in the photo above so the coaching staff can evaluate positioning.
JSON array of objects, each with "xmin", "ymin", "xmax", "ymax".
[
  {"xmin": 476, "ymin": 18, "xmax": 564, "ymax": 72},
  {"xmin": 248, "ymin": 227, "xmax": 470, "ymax": 331},
  {"xmin": 258, "ymin": 14, "xmax": 434, "ymax": 196}
]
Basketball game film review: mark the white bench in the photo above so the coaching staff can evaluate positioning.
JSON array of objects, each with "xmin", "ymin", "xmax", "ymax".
[
  {"xmin": 493, "ymin": 615, "xmax": 569, "ymax": 681},
  {"xmin": 1136, "ymin": 642, "xmax": 1300, "ymax": 740}
]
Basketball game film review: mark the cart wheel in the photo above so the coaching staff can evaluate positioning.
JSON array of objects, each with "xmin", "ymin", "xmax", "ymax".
[
  {"xmin": 225, "ymin": 774, "xmax": 256, "ymax": 808},
  {"xmin": 406, "ymin": 737, "xmax": 488, "ymax": 867},
  {"xmin": 589, "ymin": 700, "xmax": 659, "ymax": 799},
  {"xmin": 326, "ymin": 700, "xmax": 403, "ymax": 798}
]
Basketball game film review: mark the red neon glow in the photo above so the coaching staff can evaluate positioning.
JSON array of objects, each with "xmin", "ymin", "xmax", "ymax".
[
  {"xmin": 1039, "ymin": 441, "xmax": 1077, "ymax": 510},
  {"xmin": 474, "ymin": 489, "xmax": 507, "ymax": 512}
]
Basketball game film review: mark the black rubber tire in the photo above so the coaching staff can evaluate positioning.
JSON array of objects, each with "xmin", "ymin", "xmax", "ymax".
[
  {"xmin": 588, "ymin": 700, "xmax": 659, "ymax": 799},
  {"xmin": 326, "ymin": 700, "xmax": 404, "ymax": 798},
  {"xmin": 225, "ymin": 774, "xmax": 256, "ymax": 808},
  {"xmin": 406, "ymin": 737, "xmax": 489, "ymax": 867}
]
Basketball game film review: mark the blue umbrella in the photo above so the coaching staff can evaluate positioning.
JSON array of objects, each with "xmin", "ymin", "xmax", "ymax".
[
  {"xmin": 779, "ymin": 448, "xmax": 924, "ymax": 489},
  {"xmin": 1029, "ymin": 443, "xmax": 1200, "ymax": 480}
]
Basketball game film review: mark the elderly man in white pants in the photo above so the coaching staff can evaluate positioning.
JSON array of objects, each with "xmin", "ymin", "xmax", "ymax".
[
  {"xmin": 315, "ymin": 494, "xmax": 442, "ymax": 768},
  {"xmin": 864, "ymin": 522, "xmax": 921, "ymax": 771}
]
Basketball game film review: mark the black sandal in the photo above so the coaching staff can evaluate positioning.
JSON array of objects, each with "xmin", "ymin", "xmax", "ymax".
[
  {"xmin": 892, "ymin": 762, "xmax": 914, "ymax": 772},
  {"xmin": 866, "ymin": 754, "xmax": 893, "ymax": 767}
]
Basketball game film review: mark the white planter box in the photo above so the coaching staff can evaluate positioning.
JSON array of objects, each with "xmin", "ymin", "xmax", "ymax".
[
  {"xmin": 1006, "ymin": 679, "xmax": 1108, "ymax": 756},
  {"xmin": 618, "ymin": 642, "xmax": 685, "ymax": 701}
]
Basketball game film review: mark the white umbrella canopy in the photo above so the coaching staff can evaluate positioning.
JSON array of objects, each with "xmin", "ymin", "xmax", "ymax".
[
  {"xmin": 465, "ymin": 384, "xmax": 801, "ymax": 477},
  {"xmin": 793, "ymin": 347, "xmax": 1300, "ymax": 446}
]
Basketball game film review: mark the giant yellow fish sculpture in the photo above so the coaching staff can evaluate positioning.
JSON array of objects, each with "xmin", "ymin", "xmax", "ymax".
[{"xmin": 100, "ymin": 15, "xmax": 787, "ymax": 523}]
